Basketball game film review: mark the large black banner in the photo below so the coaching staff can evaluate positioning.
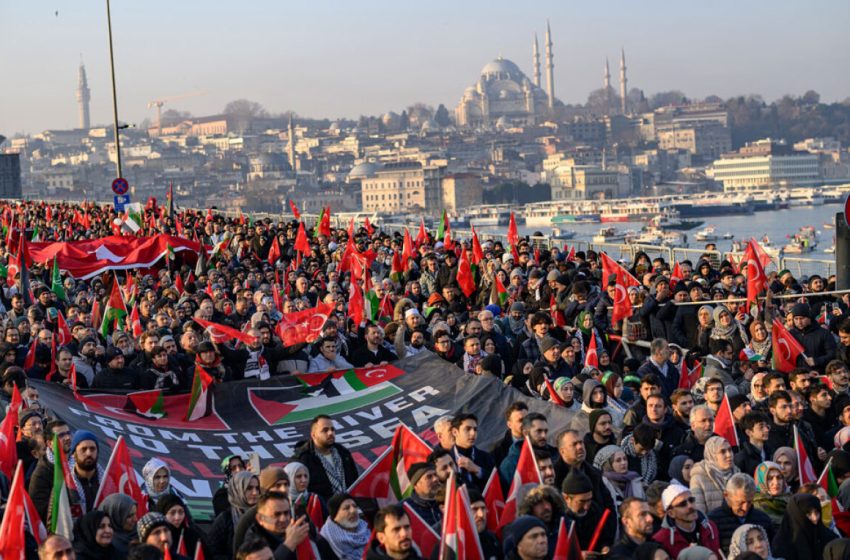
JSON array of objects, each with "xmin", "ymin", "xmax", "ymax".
[{"xmin": 33, "ymin": 352, "xmax": 577, "ymax": 520}]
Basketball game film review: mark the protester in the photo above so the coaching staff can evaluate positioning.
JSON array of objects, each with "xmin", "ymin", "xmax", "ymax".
[{"xmin": 770, "ymin": 493, "xmax": 837, "ymax": 560}]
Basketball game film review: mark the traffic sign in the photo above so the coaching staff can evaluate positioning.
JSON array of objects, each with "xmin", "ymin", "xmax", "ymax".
[
  {"xmin": 112, "ymin": 177, "xmax": 129, "ymax": 195},
  {"xmin": 113, "ymin": 195, "xmax": 130, "ymax": 213}
]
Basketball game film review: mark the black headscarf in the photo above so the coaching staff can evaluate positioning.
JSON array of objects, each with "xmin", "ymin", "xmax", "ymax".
[
  {"xmin": 771, "ymin": 493, "xmax": 837, "ymax": 560},
  {"xmin": 73, "ymin": 510, "xmax": 115, "ymax": 560}
]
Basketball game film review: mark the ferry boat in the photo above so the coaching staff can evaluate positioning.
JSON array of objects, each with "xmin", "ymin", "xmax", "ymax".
[
  {"xmin": 467, "ymin": 207, "xmax": 513, "ymax": 227},
  {"xmin": 787, "ymin": 188, "xmax": 825, "ymax": 207},
  {"xmin": 694, "ymin": 226, "xmax": 719, "ymax": 242},
  {"xmin": 669, "ymin": 196, "xmax": 754, "ymax": 217},
  {"xmin": 598, "ymin": 201, "xmax": 667, "ymax": 223},
  {"xmin": 592, "ymin": 227, "xmax": 627, "ymax": 243},
  {"xmin": 551, "ymin": 227, "xmax": 577, "ymax": 240},
  {"xmin": 552, "ymin": 213, "xmax": 601, "ymax": 224},
  {"xmin": 783, "ymin": 226, "xmax": 819, "ymax": 254},
  {"xmin": 650, "ymin": 208, "xmax": 703, "ymax": 231}
]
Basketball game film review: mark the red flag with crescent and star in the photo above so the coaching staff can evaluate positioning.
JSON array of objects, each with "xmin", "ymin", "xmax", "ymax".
[
  {"xmin": 92, "ymin": 436, "xmax": 148, "ymax": 516},
  {"xmin": 771, "ymin": 319, "xmax": 805, "ymax": 373},
  {"xmin": 600, "ymin": 252, "xmax": 640, "ymax": 324}
]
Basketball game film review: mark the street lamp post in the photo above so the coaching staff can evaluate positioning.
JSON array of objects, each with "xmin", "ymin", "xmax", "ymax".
[{"xmin": 105, "ymin": 0, "xmax": 123, "ymax": 179}]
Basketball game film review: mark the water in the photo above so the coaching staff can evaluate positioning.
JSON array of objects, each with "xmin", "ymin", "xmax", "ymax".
[{"xmin": 499, "ymin": 204, "xmax": 841, "ymax": 254}]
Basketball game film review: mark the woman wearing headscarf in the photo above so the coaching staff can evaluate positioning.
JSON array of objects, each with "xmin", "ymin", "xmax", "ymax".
[
  {"xmin": 728, "ymin": 524, "xmax": 780, "ymax": 560},
  {"xmin": 771, "ymin": 493, "xmax": 837, "ymax": 560},
  {"xmin": 141, "ymin": 457, "xmax": 182, "ymax": 511},
  {"xmin": 319, "ymin": 493, "xmax": 371, "ymax": 560},
  {"xmin": 573, "ymin": 310, "xmax": 605, "ymax": 365},
  {"xmin": 284, "ymin": 461, "xmax": 328, "ymax": 519},
  {"xmin": 689, "ymin": 436, "xmax": 740, "ymax": 513},
  {"xmin": 592, "ymin": 444, "xmax": 644, "ymax": 507},
  {"xmin": 745, "ymin": 321, "xmax": 772, "ymax": 365},
  {"xmin": 550, "ymin": 376, "xmax": 580, "ymax": 411},
  {"xmin": 208, "ymin": 471, "xmax": 260, "ymax": 560},
  {"xmin": 753, "ymin": 461, "xmax": 791, "ymax": 529},
  {"xmin": 695, "ymin": 304, "xmax": 715, "ymax": 356},
  {"xmin": 98, "ymin": 493, "xmax": 136, "ymax": 558},
  {"xmin": 749, "ymin": 372, "xmax": 769, "ymax": 407},
  {"xmin": 710, "ymin": 305, "xmax": 749, "ymax": 356},
  {"xmin": 72, "ymin": 510, "xmax": 115, "ymax": 560},
  {"xmin": 668, "ymin": 455, "xmax": 695, "ymax": 487},
  {"xmin": 772, "ymin": 447, "xmax": 800, "ymax": 492},
  {"xmin": 157, "ymin": 494, "xmax": 211, "ymax": 559},
  {"xmin": 600, "ymin": 371, "xmax": 628, "ymax": 427}
]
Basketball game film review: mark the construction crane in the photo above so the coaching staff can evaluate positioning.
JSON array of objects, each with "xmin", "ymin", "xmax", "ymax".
[{"xmin": 147, "ymin": 91, "xmax": 206, "ymax": 135}]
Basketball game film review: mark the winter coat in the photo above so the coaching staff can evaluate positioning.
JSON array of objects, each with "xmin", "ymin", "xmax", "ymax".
[
  {"xmin": 790, "ymin": 322, "xmax": 837, "ymax": 370},
  {"xmin": 293, "ymin": 439, "xmax": 359, "ymax": 501},
  {"xmin": 689, "ymin": 459, "xmax": 739, "ymax": 514},
  {"xmin": 651, "ymin": 511, "xmax": 721, "ymax": 559},
  {"xmin": 707, "ymin": 500, "xmax": 775, "ymax": 552}
]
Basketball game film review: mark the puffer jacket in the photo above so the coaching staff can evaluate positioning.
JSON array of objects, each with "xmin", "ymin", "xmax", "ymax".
[
  {"xmin": 651, "ymin": 511, "xmax": 721, "ymax": 559},
  {"xmin": 689, "ymin": 460, "xmax": 739, "ymax": 514}
]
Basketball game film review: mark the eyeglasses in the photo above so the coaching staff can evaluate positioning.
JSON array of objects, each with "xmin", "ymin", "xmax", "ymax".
[{"xmin": 671, "ymin": 497, "xmax": 696, "ymax": 508}]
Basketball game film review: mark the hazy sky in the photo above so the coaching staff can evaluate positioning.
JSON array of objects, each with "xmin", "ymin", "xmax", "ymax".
[{"xmin": 2, "ymin": 0, "xmax": 849, "ymax": 135}]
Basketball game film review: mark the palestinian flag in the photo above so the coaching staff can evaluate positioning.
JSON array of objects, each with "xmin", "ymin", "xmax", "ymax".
[
  {"xmin": 100, "ymin": 278, "xmax": 128, "ymax": 339},
  {"xmin": 819, "ymin": 458, "xmax": 840, "ymax": 498},
  {"xmin": 48, "ymin": 435, "xmax": 75, "ymax": 538},
  {"xmin": 490, "ymin": 276, "xmax": 509, "ymax": 308},
  {"xmin": 365, "ymin": 290, "xmax": 381, "ymax": 322},
  {"xmin": 185, "ymin": 367, "xmax": 214, "ymax": 421},
  {"xmin": 51, "ymin": 255, "xmax": 66, "ymax": 301},
  {"xmin": 123, "ymin": 202, "xmax": 144, "ymax": 232},
  {"xmin": 31, "ymin": 225, "xmax": 39, "ymax": 242},
  {"xmin": 124, "ymin": 389, "xmax": 166, "ymax": 420},
  {"xmin": 436, "ymin": 209, "xmax": 448, "ymax": 241}
]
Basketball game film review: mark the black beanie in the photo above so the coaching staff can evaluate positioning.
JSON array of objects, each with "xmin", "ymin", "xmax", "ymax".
[
  {"xmin": 503, "ymin": 515, "xmax": 546, "ymax": 555},
  {"xmin": 407, "ymin": 462, "xmax": 435, "ymax": 487},
  {"xmin": 327, "ymin": 493, "xmax": 355, "ymax": 520},
  {"xmin": 561, "ymin": 469, "xmax": 593, "ymax": 495}
]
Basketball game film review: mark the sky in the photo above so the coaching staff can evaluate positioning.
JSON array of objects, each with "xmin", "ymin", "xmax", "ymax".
[{"xmin": 1, "ymin": 0, "xmax": 849, "ymax": 135}]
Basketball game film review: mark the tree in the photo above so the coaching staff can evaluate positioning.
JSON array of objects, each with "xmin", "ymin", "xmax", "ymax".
[
  {"xmin": 586, "ymin": 87, "xmax": 617, "ymax": 114},
  {"xmin": 434, "ymin": 104, "xmax": 452, "ymax": 127},
  {"xmin": 648, "ymin": 90, "xmax": 688, "ymax": 110},
  {"xmin": 160, "ymin": 109, "xmax": 192, "ymax": 126},
  {"xmin": 801, "ymin": 90, "xmax": 821, "ymax": 105},
  {"xmin": 223, "ymin": 99, "xmax": 268, "ymax": 118}
]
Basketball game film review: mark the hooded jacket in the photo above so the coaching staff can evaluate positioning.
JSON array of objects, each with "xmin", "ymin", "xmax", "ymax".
[{"xmin": 651, "ymin": 511, "xmax": 720, "ymax": 559}]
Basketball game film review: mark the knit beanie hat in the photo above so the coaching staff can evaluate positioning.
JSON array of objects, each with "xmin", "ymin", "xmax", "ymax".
[
  {"xmin": 71, "ymin": 430, "xmax": 98, "ymax": 454},
  {"xmin": 259, "ymin": 467, "xmax": 289, "ymax": 492},
  {"xmin": 137, "ymin": 512, "xmax": 169, "ymax": 542},
  {"xmin": 503, "ymin": 515, "xmax": 546, "ymax": 555},
  {"xmin": 407, "ymin": 462, "xmax": 435, "ymax": 487},
  {"xmin": 561, "ymin": 469, "xmax": 593, "ymax": 495},
  {"xmin": 327, "ymin": 492, "xmax": 355, "ymax": 520},
  {"xmin": 588, "ymin": 409, "xmax": 611, "ymax": 435}
]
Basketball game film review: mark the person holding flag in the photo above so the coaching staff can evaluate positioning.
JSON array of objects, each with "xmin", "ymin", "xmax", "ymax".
[{"xmin": 788, "ymin": 302, "xmax": 837, "ymax": 372}]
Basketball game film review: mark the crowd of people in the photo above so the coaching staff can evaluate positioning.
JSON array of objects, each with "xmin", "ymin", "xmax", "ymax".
[{"xmin": 5, "ymin": 199, "xmax": 850, "ymax": 560}]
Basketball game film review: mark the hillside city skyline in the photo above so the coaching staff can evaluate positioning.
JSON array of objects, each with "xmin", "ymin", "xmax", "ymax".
[{"xmin": 2, "ymin": 0, "xmax": 848, "ymax": 134}]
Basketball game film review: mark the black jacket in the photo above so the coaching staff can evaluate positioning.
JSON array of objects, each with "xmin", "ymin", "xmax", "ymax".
[
  {"xmin": 791, "ymin": 322, "xmax": 837, "ymax": 370},
  {"xmin": 349, "ymin": 344, "xmax": 398, "ymax": 367},
  {"xmin": 734, "ymin": 441, "xmax": 772, "ymax": 478},
  {"xmin": 708, "ymin": 500, "xmax": 774, "ymax": 552},
  {"xmin": 553, "ymin": 459, "xmax": 615, "ymax": 513},
  {"xmin": 401, "ymin": 492, "xmax": 442, "ymax": 528},
  {"xmin": 293, "ymin": 439, "xmax": 359, "ymax": 501},
  {"xmin": 636, "ymin": 359, "xmax": 680, "ymax": 399},
  {"xmin": 672, "ymin": 431, "xmax": 706, "ymax": 463}
]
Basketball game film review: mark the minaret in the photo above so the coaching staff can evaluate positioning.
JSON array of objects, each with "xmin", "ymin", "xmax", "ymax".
[
  {"xmin": 287, "ymin": 114, "xmax": 296, "ymax": 170},
  {"xmin": 545, "ymin": 20, "xmax": 555, "ymax": 110},
  {"xmin": 603, "ymin": 58, "xmax": 611, "ymax": 114},
  {"xmin": 532, "ymin": 34, "xmax": 541, "ymax": 88},
  {"xmin": 76, "ymin": 58, "xmax": 91, "ymax": 130},
  {"xmin": 619, "ymin": 47, "xmax": 628, "ymax": 114}
]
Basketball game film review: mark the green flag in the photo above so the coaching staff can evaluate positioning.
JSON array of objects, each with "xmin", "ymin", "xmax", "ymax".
[
  {"xmin": 436, "ymin": 209, "xmax": 447, "ymax": 240},
  {"xmin": 48, "ymin": 435, "xmax": 73, "ymax": 538},
  {"xmin": 51, "ymin": 255, "xmax": 66, "ymax": 301}
]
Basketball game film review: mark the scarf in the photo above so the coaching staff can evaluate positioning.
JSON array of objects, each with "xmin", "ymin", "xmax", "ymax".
[
  {"xmin": 244, "ymin": 346, "xmax": 270, "ymax": 380},
  {"xmin": 148, "ymin": 366, "xmax": 179, "ymax": 389},
  {"xmin": 700, "ymin": 436, "xmax": 739, "ymax": 491},
  {"xmin": 68, "ymin": 461, "xmax": 106, "ymax": 514},
  {"xmin": 317, "ymin": 447, "xmax": 346, "ymax": 495},
  {"xmin": 142, "ymin": 457, "xmax": 171, "ymax": 502},
  {"xmin": 227, "ymin": 471, "xmax": 258, "ymax": 526},
  {"xmin": 320, "ymin": 519, "xmax": 371, "ymax": 560},
  {"xmin": 506, "ymin": 316, "xmax": 525, "ymax": 336},
  {"xmin": 284, "ymin": 462, "xmax": 310, "ymax": 504},
  {"xmin": 462, "ymin": 350, "xmax": 488, "ymax": 374},
  {"xmin": 621, "ymin": 434, "xmax": 658, "ymax": 483},
  {"xmin": 750, "ymin": 336, "xmax": 771, "ymax": 358},
  {"xmin": 728, "ymin": 524, "xmax": 777, "ymax": 560},
  {"xmin": 602, "ymin": 470, "xmax": 642, "ymax": 498}
]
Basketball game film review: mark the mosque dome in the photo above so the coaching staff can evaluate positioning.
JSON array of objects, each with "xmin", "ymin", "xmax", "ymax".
[
  {"xmin": 480, "ymin": 57, "xmax": 524, "ymax": 81},
  {"xmin": 348, "ymin": 162, "xmax": 380, "ymax": 180}
]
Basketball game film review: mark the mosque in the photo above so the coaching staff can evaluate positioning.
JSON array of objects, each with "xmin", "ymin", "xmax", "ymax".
[
  {"xmin": 455, "ymin": 22, "xmax": 556, "ymax": 128},
  {"xmin": 455, "ymin": 21, "xmax": 631, "ymax": 128}
]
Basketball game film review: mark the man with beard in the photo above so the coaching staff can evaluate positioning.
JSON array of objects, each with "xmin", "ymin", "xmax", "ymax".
[
  {"xmin": 535, "ymin": 450, "xmax": 557, "ymax": 487},
  {"xmin": 468, "ymin": 489, "xmax": 502, "ymax": 560},
  {"xmin": 72, "ymin": 337, "xmax": 101, "ymax": 387},
  {"xmin": 294, "ymin": 415, "xmax": 359, "ymax": 501},
  {"xmin": 651, "ymin": 485, "xmax": 721, "ymax": 558},
  {"xmin": 69, "ymin": 431, "xmax": 103, "ymax": 513},
  {"xmin": 400, "ymin": 462, "xmax": 442, "ymax": 527},
  {"xmin": 91, "ymin": 347, "xmax": 141, "ymax": 390},
  {"xmin": 111, "ymin": 331, "xmax": 136, "ymax": 362},
  {"xmin": 28, "ymin": 420, "xmax": 74, "ymax": 520},
  {"xmin": 365, "ymin": 504, "xmax": 421, "ymax": 560},
  {"xmin": 319, "ymin": 493, "xmax": 372, "ymax": 560},
  {"xmin": 583, "ymin": 410, "xmax": 616, "ymax": 465},
  {"xmin": 639, "ymin": 394, "xmax": 686, "ymax": 474},
  {"xmin": 451, "ymin": 413, "xmax": 495, "ymax": 492},
  {"xmin": 561, "ymin": 470, "xmax": 617, "ymax": 552},
  {"xmin": 499, "ymin": 413, "xmax": 556, "ymax": 483},
  {"xmin": 608, "ymin": 498, "xmax": 657, "ymax": 559},
  {"xmin": 242, "ymin": 492, "xmax": 317, "ymax": 559},
  {"xmin": 672, "ymin": 405, "xmax": 715, "ymax": 462},
  {"xmin": 518, "ymin": 484, "xmax": 566, "ymax": 551},
  {"xmin": 428, "ymin": 448, "xmax": 457, "ymax": 488},
  {"xmin": 553, "ymin": 430, "xmax": 615, "ymax": 513}
]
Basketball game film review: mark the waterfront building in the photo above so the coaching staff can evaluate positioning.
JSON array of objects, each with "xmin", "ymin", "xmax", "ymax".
[
  {"xmin": 360, "ymin": 161, "xmax": 443, "ymax": 213},
  {"xmin": 710, "ymin": 138, "xmax": 821, "ymax": 192}
]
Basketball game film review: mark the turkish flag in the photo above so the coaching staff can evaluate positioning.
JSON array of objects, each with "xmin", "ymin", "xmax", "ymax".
[
  {"xmin": 500, "ymin": 438, "xmax": 543, "ymax": 528},
  {"xmin": 402, "ymin": 228, "xmax": 414, "ymax": 268},
  {"xmin": 507, "ymin": 212, "xmax": 519, "ymax": 247},
  {"xmin": 403, "ymin": 503, "xmax": 440, "ymax": 558},
  {"xmin": 714, "ymin": 393, "xmax": 740, "ymax": 448},
  {"xmin": 56, "ymin": 311, "xmax": 72, "ymax": 346},
  {"xmin": 795, "ymin": 425, "xmax": 818, "ymax": 485},
  {"xmin": 745, "ymin": 240, "xmax": 768, "ymax": 309},
  {"xmin": 415, "ymin": 218, "xmax": 428, "ymax": 248},
  {"xmin": 482, "ymin": 469, "xmax": 504, "ymax": 534},
  {"xmin": 0, "ymin": 462, "xmax": 27, "ymax": 559},
  {"xmin": 669, "ymin": 261, "xmax": 683, "ymax": 290},
  {"xmin": 438, "ymin": 473, "xmax": 484, "ymax": 560},
  {"xmin": 268, "ymin": 236, "xmax": 282, "ymax": 265},
  {"xmin": 585, "ymin": 334, "xmax": 599, "ymax": 369},
  {"xmin": 289, "ymin": 199, "xmax": 301, "ymax": 221},
  {"xmin": 348, "ymin": 281, "xmax": 366, "ymax": 327},
  {"xmin": 294, "ymin": 222, "xmax": 311, "ymax": 254},
  {"xmin": 600, "ymin": 252, "xmax": 640, "ymax": 324},
  {"xmin": 193, "ymin": 317, "xmax": 258, "ymax": 346},
  {"xmin": 771, "ymin": 319, "xmax": 805, "ymax": 372},
  {"xmin": 275, "ymin": 303, "xmax": 334, "ymax": 346},
  {"xmin": 456, "ymin": 247, "xmax": 475, "ymax": 298},
  {"xmin": 93, "ymin": 436, "xmax": 148, "ymax": 516}
]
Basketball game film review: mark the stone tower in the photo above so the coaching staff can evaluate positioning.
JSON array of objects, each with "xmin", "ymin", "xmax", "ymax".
[
  {"xmin": 532, "ymin": 34, "xmax": 541, "ymax": 88},
  {"xmin": 619, "ymin": 48, "xmax": 628, "ymax": 115},
  {"xmin": 545, "ymin": 20, "xmax": 555, "ymax": 110},
  {"xmin": 77, "ymin": 59, "xmax": 91, "ymax": 130},
  {"xmin": 604, "ymin": 58, "xmax": 611, "ymax": 114}
]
